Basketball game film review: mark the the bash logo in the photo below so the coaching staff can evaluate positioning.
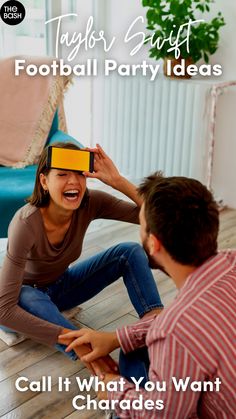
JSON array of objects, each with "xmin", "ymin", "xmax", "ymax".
[{"xmin": 0, "ymin": 0, "xmax": 25, "ymax": 25}]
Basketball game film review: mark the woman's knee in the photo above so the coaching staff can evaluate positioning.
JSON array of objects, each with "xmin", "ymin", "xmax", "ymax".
[
  {"xmin": 119, "ymin": 242, "xmax": 146, "ymax": 262},
  {"xmin": 18, "ymin": 286, "xmax": 76, "ymax": 327},
  {"xmin": 19, "ymin": 286, "xmax": 51, "ymax": 314}
]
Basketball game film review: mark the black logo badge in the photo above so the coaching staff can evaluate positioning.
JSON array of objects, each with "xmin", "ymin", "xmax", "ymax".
[{"xmin": 0, "ymin": 0, "xmax": 26, "ymax": 25}]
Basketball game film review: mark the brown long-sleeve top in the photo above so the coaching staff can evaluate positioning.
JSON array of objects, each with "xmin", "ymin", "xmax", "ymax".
[{"xmin": 0, "ymin": 190, "xmax": 139, "ymax": 346}]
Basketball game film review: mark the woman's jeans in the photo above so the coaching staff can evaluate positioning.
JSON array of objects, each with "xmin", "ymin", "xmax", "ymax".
[{"xmin": 2, "ymin": 242, "xmax": 163, "ymax": 360}]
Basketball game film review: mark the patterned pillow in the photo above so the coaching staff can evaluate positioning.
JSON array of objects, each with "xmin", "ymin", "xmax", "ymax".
[{"xmin": 0, "ymin": 56, "xmax": 71, "ymax": 168}]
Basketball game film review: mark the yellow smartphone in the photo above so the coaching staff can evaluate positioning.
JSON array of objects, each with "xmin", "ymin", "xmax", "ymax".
[{"xmin": 47, "ymin": 146, "xmax": 94, "ymax": 173}]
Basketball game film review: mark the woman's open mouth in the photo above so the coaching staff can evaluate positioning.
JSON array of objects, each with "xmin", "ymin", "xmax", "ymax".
[{"xmin": 63, "ymin": 189, "xmax": 80, "ymax": 201}]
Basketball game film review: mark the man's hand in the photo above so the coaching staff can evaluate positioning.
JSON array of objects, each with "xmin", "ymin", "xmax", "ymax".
[
  {"xmin": 96, "ymin": 372, "xmax": 122, "ymax": 401},
  {"xmin": 58, "ymin": 327, "xmax": 95, "ymax": 373},
  {"xmin": 91, "ymin": 356, "xmax": 119, "ymax": 376},
  {"xmin": 58, "ymin": 328, "xmax": 120, "ymax": 362},
  {"xmin": 58, "ymin": 328, "xmax": 119, "ymax": 375}
]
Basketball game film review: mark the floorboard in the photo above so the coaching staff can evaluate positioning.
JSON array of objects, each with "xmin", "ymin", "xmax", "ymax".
[{"xmin": 0, "ymin": 208, "xmax": 235, "ymax": 418}]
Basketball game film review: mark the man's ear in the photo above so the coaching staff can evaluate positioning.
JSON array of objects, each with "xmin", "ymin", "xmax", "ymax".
[{"xmin": 149, "ymin": 233, "xmax": 161, "ymax": 256}]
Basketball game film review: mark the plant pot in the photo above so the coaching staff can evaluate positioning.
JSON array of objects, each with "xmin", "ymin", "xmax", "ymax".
[{"xmin": 163, "ymin": 57, "xmax": 194, "ymax": 79}]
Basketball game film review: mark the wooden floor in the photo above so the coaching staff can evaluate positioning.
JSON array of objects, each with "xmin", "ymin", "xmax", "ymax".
[{"xmin": 0, "ymin": 208, "xmax": 236, "ymax": 419}]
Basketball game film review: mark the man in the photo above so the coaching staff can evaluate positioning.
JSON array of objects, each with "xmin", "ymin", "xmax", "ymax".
[{"xmin": 60, "ymin": 173, "xmax": 236, "ymax": 418}]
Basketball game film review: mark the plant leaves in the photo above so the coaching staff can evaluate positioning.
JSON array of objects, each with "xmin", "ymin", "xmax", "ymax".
[{"xmin": 142, "ymin": 0, "xmax": 225, "ymax": 64}]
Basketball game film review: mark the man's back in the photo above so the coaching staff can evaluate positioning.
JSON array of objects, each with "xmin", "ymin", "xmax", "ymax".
[{"xmin": 147, "ymin": 250, "xmax": 236, "ymax": 418}]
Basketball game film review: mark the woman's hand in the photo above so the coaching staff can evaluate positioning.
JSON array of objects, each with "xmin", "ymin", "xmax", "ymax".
[
  {"xmin": 83, "ymin": 143, "xmax": 142, "ymax": 206},
  {"xmin": 83, "ymin": 144, "xmax": 121, "ymax": 189},
  {"xmin": 58, "ymin": 327, "xmax": 120, "ymax": 362}
]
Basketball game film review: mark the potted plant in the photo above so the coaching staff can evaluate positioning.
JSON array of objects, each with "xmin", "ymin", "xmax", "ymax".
[{"xmin": 142, "ymin": 0, "xmax": 225, "ymax": 78}]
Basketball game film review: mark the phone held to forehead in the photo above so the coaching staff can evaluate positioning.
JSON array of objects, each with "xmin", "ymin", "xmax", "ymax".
[{"xmin": 47, "ymin": 146, "xmax": 94, "ymax": 173}]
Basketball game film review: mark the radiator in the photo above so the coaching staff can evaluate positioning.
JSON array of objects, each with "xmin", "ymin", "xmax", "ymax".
[{"xmin": 98, "ymin": 74, "xmax": 212, "ymax": 183}]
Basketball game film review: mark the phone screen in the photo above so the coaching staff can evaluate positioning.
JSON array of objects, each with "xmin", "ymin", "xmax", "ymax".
[{"xmin": 47, "ymin": 147, "xmax": 94, "ymax": 172}]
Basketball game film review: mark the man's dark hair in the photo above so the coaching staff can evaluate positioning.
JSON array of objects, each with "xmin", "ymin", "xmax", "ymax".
[{"xmin": 138, "ymin": 172, "xmax": 219, "ymax": 266}]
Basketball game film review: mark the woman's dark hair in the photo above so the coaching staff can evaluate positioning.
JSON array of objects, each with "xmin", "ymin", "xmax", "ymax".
[
  {"xmin": 27, "ymin": 142, "xmax": 89, "ymax": 208},
  {"xmin": 138, "ymin": 172, "xmax": 219, "ymax": 267}
]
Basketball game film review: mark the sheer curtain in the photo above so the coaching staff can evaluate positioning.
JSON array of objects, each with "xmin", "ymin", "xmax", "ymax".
[{"xmin": 0, "ymin": 0, "xmax": 47, "ymax": 57}]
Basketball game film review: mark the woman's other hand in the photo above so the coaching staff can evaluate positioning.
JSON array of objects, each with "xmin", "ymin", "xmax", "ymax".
[{"xmin": 83, "ymin": 144, "xmax": 121, "ymax": 188}]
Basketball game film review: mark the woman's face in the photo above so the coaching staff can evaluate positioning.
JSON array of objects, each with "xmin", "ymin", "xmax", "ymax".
[{"xmin": 40, "ymin": 169, "xmax": 87, "ymax": 211}]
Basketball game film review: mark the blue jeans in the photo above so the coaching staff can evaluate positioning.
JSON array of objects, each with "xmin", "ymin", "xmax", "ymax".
[
  {"xmin": 3, "ymin": 242, "xmax": 163, "ymax": 360},
  {"xmin": 107, "ymin": 348, "xmax": 150, "ymax": 419},
  {"xmin": 119, "ymin": 347, "xmax": 150, "ymax": 387}
]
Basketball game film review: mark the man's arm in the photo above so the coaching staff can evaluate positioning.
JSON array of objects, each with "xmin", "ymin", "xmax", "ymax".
[
  {"xmin": 59, "ymin": 314, "xmax": 156, "ymax": 362},
  {"xmin": 116, "ymin": 314, "xmax": 156, "ymax": 354}
]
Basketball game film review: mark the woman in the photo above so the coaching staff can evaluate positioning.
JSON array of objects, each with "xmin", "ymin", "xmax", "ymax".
[{"xmin": 0, "ymin": 142, "xmax": 163, "ymax": 362}]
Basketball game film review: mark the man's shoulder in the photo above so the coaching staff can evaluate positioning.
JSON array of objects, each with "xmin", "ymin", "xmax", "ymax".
[
  {"xmin": 222, "ymin": 248, "xmax": 236, "ymax": 265},
  {"xmin": 147, "ymin": 301, "xmax": 182, "ymax": 341},
  {"xmin": 147, "ymin": 250, "xmax": 236, "ymax": 343}
]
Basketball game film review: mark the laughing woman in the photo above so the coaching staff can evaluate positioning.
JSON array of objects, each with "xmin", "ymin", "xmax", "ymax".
[{"xmin": 0, "ymin": 142, "xmax": 163, "ymax": 363}]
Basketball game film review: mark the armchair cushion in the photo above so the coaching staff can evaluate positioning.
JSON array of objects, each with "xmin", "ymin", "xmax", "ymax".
[
  {"xmin": 47, "ymin": 130, "xmax": 83, "ymax": 148},
  {"xmin": 0, "ymin": 129, "xmax": 83, "ymax": 238},
  {"xmin": 0, "ymin": 165, "xmax": 37, "ymax": 238}
]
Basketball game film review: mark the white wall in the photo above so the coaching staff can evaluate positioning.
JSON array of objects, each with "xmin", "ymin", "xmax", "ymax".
[
  {"xmin": 64, "ymin": 78, "xmax": 92, "ymax": 146},
  {"xmin": 64, "ymin": 1, "xmax": 236, "ymax": 207},
  {"xmin": 104, "ymin": 0, "xmax": 236, "ymax": 208},
  {"xmin": 209, "ymin": 1, "xmax": 236, "ymax": 207},
  {"xmin": 93, "ymin": 0, "xmax": 236, "ymax": 77},
  {"xmin": 64, "ymin": 0, "xmax": 151, "ymax": 143},
  {"xmin": 211, "ymin": 88, "xmax": 236, "ymax": 208},
  {"xmin": 210, "ymin": 0, "xmax": 236, "ymax": 80},
  {"xmin": 63, "ymin": 0, "xmax": 93, "ymax": 145},
  {"xmin": 104, "ymin": 0, "xmax": 149, "ymax": 63}
]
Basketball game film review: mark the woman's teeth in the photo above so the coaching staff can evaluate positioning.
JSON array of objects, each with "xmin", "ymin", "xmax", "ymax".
[{"xmin": 63, "ymin": 190, "xmax": 79, "ymax": 200}]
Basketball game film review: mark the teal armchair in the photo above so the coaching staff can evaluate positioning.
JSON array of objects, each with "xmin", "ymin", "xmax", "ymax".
[{"xmin": 0, "ymin": 111, "xmax": 82, "ymax": 238}]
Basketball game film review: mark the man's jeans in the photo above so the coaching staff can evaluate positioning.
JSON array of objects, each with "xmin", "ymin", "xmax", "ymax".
[
  {"xmin": 119, "ymin": 347, "xmax": 150, "ymax": 387},
  {"xmin": 106, "ymin": 348, "xmax": 150, "ymax": 419},
  {"xmin": 2, "ymin": 242, "xmax": 163, "ymax": 360}
]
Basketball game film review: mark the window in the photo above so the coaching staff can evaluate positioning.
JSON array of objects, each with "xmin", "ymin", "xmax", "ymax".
[
  {"xmin": 0, "ymin": 0, "xmax": 47, "ymax": 57},
  {"xmin": 0, "ymin": 0, "xmax": 94, "ymax": 59}
]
